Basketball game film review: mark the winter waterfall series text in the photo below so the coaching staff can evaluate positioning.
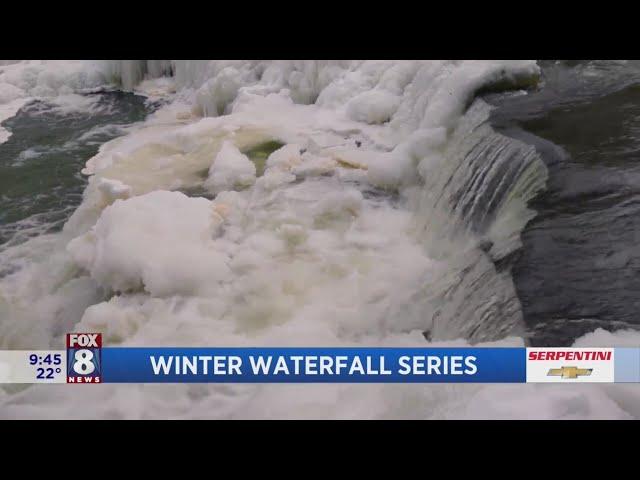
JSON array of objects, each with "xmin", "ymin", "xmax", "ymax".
[{"xmin": 0, "ymin": 334, "xmax": 638, "ymax": 384}]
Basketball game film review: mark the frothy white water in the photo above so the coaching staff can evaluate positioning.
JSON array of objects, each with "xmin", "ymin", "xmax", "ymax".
[
  {"xmin": 0, "ymin": 98, "xmax": 28, "ymax": 144},
  {"xmin": 0, "ymin": 60, "xmax": 174, "ymax": 145},
  {"xmin": 0, "ymin": 61, "xmax": 111, "ymax": 144},
  {"xmin": 1, "ymin": 60, "xmax": 639, "ymax": 419}
]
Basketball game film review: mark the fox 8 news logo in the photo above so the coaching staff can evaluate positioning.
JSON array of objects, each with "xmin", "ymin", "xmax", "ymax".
[{"xmin": 66, "ymin": 333, "xmax": 102, "ymax": 383}]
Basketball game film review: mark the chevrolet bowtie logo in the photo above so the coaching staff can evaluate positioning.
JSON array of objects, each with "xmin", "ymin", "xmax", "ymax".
[{"xmin": 547, "ymin": 366, "xmax": 593, "ymax": 379}]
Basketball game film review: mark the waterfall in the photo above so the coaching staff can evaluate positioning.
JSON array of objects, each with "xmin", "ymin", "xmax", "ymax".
[{"xmin": 405, "ymin": 100, "xmax": 548, "ymax": 342}]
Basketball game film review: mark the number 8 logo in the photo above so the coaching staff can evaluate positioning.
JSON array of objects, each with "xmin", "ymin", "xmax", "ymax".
[{"xmin": 73, "ymin": 349, "xmax": 95, "ymax": 375}]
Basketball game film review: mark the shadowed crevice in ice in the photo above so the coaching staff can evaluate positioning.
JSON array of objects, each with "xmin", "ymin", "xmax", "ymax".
[{"xmin": 241, "ymin": 140, "xmax": 285, "ymax": 177}]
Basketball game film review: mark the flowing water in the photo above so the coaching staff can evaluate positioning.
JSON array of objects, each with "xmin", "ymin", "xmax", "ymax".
[
  {"xmin": 489, "ymin": 60, "xmax": 640, "ymax": 346},
  {"xmin": 0, "ymin": 92, "xmax": 151, "ymax": 249}
]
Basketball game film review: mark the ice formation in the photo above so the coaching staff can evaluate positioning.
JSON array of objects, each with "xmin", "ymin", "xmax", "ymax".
[
  {"xmin": 0, "ymin": 60, "xmax": 638, "ymax": 419},
  {"xmin": 204, "ymin": 141, "xmax": 256, "ymax": 193}
]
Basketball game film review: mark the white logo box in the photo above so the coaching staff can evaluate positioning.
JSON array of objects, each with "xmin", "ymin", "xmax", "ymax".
[{"xmin": 526, "ymin": 348, "xmax": 614, "ymax": 383}]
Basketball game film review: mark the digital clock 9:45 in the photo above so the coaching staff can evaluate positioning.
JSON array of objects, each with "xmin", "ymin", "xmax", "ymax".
[{"xmin": 29, "ymin": 353, "xmax": 62, "ymax": 380}]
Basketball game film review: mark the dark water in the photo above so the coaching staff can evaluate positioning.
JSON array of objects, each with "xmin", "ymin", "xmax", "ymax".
[
  {"xmin": 0, "ymin": 92, "xmax": 151, "ymax": 248},
  {"xmin": 489, "ymin": 60, "xmax": 640, "ymax": 346}
]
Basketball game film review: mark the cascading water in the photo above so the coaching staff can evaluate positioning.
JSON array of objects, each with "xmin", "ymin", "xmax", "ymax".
[{"xmin": 404, "ymin": 100, "xmax": 548, "ymax": 343}]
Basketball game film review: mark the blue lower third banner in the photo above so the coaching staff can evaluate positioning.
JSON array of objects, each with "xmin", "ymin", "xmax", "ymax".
[
  {"xmin": 3, "ymin": 344, "xmax": 639, "ymax": 383},
  {"xmin": 102, "ymin": 348, "xmax": 525, "ymax": 383}
]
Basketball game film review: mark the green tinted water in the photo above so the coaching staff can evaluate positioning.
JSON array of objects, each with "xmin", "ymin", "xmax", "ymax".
[
  {"xmin": 243, "ymin": 140, "xmax": 285, "ymax": 176},
  {"xmin": 0, "ymin": 92, "xmax": 151, "ymax": 247}
]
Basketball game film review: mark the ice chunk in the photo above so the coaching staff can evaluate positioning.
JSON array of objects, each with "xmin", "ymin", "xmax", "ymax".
[
  {"xmin": 313, "ymin": 189, "xmax": 363, "ymax": 222},
  {"xmin": 67, "ymin": 190, "xmax": 230, "ymax": 297},
  {"xmin": 97, "ymin": 177, "xmax": 132, "ymax": 203},
  {"xmin": 256, "ymin": 169, "xmax": 296, "ymax": 190},
  {"xmin": 572, "ymin": 328, "xmax": 640, "ymax": 347},
  {"xmin": 265, "ymin": 143, "xmax": 303, "ymax": 171},
  {"xmin": 0, "ymin": 82, "xmax": 25, "ymax": 103},
  {"xmin": 346, "ymin": 89, "xmax": 401, "ymax": 124},
  {"xmin": 204, "ymin": 141, "xmax": 256, "ymax": 194},
  {"xmin": 195, "ymin": 67, "xmax": 247, "ymax": 116},
  {"xmin": 292, "ymin": 153, "xmax": 337, "ymax": 177},
  {"xmin": 366, "ymin": 150, "xmax": 412, "ymax": 189},
  {"xmin": 330, "ymin": 149, "xmax": 371, "ymax": 170}
]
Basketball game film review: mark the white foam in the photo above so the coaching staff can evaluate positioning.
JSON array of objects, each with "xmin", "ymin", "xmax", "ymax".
[
  {"xmin": 0, "ymin": 61, "xmax": 115, "ymax": 144},
  {"xmin": 67, "ymin": 191, "xmax": 229, "ymax": 297},
  {"xmin": 37, "ymin": 94, "xmax": 107, "ymax": 116},
  {"xmin": 0, "ymin": 61, "xmax": 108, "ymax": 99},
  {"xmin": 0, "ymin": 97, "xmax": 28, "ymax": 144}
]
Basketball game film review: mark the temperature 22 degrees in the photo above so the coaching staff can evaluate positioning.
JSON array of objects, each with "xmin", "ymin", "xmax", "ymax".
[{"xmin": 29, "ymin": 353, "xmax": 62, "ymax": 379}]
